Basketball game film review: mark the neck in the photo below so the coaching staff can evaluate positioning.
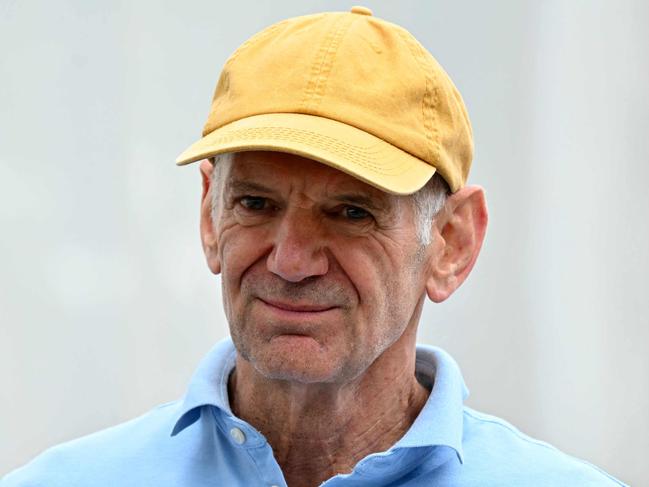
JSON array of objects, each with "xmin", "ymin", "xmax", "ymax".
[{"xmin": 228, "ymin": 327, "xmax": 429, "ymax": 487}]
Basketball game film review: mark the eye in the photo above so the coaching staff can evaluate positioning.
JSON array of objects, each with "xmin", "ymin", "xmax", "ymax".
[
  {"xmin": 239, "ymin": 196, "xmax": 269, "ymax": 211},
  {"xmin": 343, "ymin": 205, "xmax": 371, "ymax": 220}
]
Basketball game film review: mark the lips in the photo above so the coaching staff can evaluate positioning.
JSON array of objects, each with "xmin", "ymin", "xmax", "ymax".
[{"xmin": 259, "ymin": 298, "xmax": 336, "ymax": 313}]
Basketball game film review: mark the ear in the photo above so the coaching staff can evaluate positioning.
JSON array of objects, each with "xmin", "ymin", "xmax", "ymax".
[
  {"xmin": 425, "ymin": 185, "xmax": 488, "ymax": 303},
  {"xmin": 199, "ymin": 159, "xmax": 221, "ymax": 275}
]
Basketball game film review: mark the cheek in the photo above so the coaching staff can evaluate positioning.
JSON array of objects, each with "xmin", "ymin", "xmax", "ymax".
[
  {"xmin": 219, "ymin": 225, "xmax": 271, "ymax": 278},
  {"xmin": 334, "ymin": 249, "xmax": 396, "ymax": 347},
  {"xmin": 334, "ymin": 239, "xmax": 403, "ymax": 303},
  {"xmin": 218, "ymin": 227, "xmax": 273, "ymax": 316},
  {"xmin": 335, "ymin": 242, "xmax": 423, "ymax": 330}
]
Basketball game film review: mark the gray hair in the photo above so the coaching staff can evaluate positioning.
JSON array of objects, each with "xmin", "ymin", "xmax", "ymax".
[
  {"xmin": 210, "ymin": 153, "xmax": 449, "ymax": 246},
  {"xmin": 410, "ymin": 173, "xmax": 449, "ymax": 245}
]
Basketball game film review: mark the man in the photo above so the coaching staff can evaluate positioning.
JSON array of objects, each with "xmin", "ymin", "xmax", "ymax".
[{"xmin": 3, "ymin": 7, "xmax": 626, "ymax": 487}]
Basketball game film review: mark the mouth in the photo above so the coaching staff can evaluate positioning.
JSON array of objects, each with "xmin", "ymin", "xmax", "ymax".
[
  {"xmin": 255, "ymin": 299, "xmax": 338, "ymax": 351},
  {"xmin": 258, "ymin": 298, "xmax": 337, "ymax": 313}
]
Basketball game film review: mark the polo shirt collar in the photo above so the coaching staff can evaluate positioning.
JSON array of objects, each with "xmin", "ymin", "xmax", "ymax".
[
  {"xmin": 170, "ymin": 338, "xmax": 236, "ymax": 436},
  {"xmin": 393, "ymin": 344, "xmax": 468, "ymax": 463},
  {"xmin": 170, "ymin": 338, "xmax": 469, "ymax": 465}
]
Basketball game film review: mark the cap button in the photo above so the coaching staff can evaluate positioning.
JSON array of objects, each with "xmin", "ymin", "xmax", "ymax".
[{"xmin": 350, "ymin": 6, "xmax": 373, "ymax": 16}]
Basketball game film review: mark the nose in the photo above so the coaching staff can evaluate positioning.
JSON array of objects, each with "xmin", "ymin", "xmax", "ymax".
[{"xmin": 266, "ymin": 209, "xmax": 329, "ymax": 282}]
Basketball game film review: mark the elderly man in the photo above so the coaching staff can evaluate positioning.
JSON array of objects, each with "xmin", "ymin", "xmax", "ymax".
[{"xmin": 3, "ymin": 7, "xmax": 626, "ymax": 487}]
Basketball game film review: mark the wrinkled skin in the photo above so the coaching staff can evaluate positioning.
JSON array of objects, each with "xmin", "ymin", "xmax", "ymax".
[
  {"xmin": 199, "ymin": 151, "xmax": 488, "ymax": 487},
  {"xmin": 212, "ymin": 153, "xmax": 429, "ymax": 383}
]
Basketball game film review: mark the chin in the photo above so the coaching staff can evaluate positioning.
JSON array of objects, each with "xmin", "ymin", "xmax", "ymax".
[
  {"xmin": 231, "ymin": 327, "xmax": 359, "ymax": 384},
  {"xmin": 251, "ymin": 350, "xmax": 345, "ymax": 384}
]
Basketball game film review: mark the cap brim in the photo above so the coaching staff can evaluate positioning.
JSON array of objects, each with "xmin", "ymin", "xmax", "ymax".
[{"xmin": 175, "ymin": 113, "xmax": 435, "ymax": 195}]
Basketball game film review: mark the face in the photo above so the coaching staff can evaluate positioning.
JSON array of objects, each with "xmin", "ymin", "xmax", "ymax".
[{"xmin": 208, "ymin": 151, "xmax": 432, "ymax": 384}]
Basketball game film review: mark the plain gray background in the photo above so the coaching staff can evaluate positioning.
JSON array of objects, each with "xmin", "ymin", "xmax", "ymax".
[{"xmin": 1, "ymin": 1, "xmax": 647, "ymax": 484}]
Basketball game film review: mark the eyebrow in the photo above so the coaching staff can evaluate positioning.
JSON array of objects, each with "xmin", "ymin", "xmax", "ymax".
[
  {"xmin": 227, "ymin": 180, "xmax": 277, "ymax": 195},
  {"xmin": 330, "ymin": 193, "xmax": 387, "ymax": 211}
]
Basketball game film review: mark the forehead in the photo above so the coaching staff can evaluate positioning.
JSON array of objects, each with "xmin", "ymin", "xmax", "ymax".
[{"xmin": 223, "ymin": 151, "xmax": 396, "ymax": 202}]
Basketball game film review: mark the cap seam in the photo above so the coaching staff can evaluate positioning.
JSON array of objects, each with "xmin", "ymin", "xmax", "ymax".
[
  {"xmin": 300, "ymin": 14, "xmax": 357, "ymax": 113},
  {"xmin": 396, "ymin": 29, "xmax": 440, "ymax": 166}
]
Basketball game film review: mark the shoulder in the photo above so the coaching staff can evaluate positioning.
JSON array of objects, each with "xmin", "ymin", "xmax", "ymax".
[
  {"xmin": 459, "ymin": 407, "xmax": 627, "ymax": 486},
  {"xmin": 1, "ymin": 401, "xmax": 181, "ymax": 487}
]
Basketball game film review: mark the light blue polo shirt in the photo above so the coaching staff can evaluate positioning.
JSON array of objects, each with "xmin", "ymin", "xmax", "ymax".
[{"xmin": 2, "ymin": 338, "xmax": 627, "ymax": 486}]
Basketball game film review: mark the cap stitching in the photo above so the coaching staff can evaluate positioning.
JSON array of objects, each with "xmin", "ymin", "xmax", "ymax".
[
  {"xmin": 300, "ymin": 21, "xmax": 336, "ymax": 111},
  {"xmin": 300, "ymin": 14, "xmax": 356, "ymax": 113},
  {"xmin": 205, "ymin": 126, "xmax": 412, "ymax": 175},
  {"xmin": 311, "ymin": 15, "xmax": 356, "ymax": 111},
  {"xmin": 396, "ymin": 30, "xmax": 439, "ymax": 166}
]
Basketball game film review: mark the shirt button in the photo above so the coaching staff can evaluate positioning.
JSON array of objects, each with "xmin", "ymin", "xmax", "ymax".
[{"xmin": 229, "ymin": 427, "xmax": 246, "ymax": 445}]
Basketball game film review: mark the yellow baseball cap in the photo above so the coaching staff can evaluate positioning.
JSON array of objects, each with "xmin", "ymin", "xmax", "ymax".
[{"xmin": 176, "ymin": 6, "xmax": 473, "ymax": 194}]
